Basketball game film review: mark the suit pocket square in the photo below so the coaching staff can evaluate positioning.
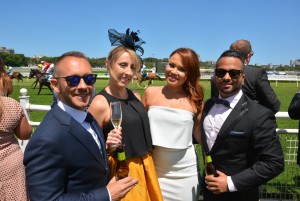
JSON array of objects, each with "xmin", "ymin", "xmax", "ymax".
[{"xmin": 229, "ymin": 131, "xmax": 246, "ymax": 136}]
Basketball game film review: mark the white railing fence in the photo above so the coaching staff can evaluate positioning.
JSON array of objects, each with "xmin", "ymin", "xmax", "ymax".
[
  {"xmin": 18, "ymin": 88, "xmax": 51, "ymax": 152},
  {"xmin": 18, "ymin": 88, "xmax": 298, "ymax": 150}
]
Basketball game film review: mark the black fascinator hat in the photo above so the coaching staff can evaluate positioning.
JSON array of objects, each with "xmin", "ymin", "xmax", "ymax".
[{"xmin": 108, "ymin": 28, "xmax": 146, "ymax": 55}]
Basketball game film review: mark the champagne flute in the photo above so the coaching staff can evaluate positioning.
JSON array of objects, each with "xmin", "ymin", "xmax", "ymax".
[
  {"xmin": 110, "ymin": 101, "xmax": 129, "ymax": 178},
  {"xmin": 110, "ymin": 101, "xmax": 123, "ymax": 147}
]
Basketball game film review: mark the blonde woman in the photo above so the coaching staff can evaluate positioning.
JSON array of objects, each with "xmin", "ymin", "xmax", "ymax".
[{"xmin": 89, "ymin": 29, "xmax": 163, "ymax": 201}]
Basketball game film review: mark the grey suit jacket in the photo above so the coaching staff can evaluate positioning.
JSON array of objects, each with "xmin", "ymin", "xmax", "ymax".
[
  {"xmin": 288, "ymin": 92, "xmax": 300, "ymax": 165},
  {"xmin": 201, "ymin": 94, "xmax": 284, "ymax": 201},
  {"xmin": 24, "ymin": 105, "xmax": 110, "ymax": 201}
]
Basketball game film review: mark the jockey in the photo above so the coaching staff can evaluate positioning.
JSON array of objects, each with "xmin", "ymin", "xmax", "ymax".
[
  {"xmin": 37, "ymin": 64, "xmax": 43, "ymax": 71},
  {"xmin": 7, "ymin": 66, "xmax": 12, "ymax": 76},
  {"xmin": 41, "ymin": 61, "xmax": 52, "ymax": 73},
  {"xmin": 46, "ymin": 63, "xmax": 54, "ymax": 82},
  {"xmin": 141, "ymin": 64, "xmax": 147, "ymax": 78},
  {"xmin": 151, "ymin": 67, "xmax": 156, "ymax": 74}
]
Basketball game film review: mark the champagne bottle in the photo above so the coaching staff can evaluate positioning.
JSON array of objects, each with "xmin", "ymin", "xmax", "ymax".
[
  {"xmin": 205, "ymin": 154, "xmax": 218, "ymax": 177},
  {"xmin": 116, "ymin": 144, "xmax": 129, "ymax": 179}
]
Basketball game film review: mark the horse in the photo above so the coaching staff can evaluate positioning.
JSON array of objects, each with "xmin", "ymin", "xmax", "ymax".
[
  {"xmin": 29, "ymin": 69, "xmax": 41, "ymax": 89},
  {"xmin": 10, "ymin": 72, "xmax": 24, "ymax": 82},
  {"xmin": 136, "ymin": 72, "xmax": 163, "ymax": 89},
  {"xmin": 28, "ymin": 69, "xmax": 53, "ymax": 95}
]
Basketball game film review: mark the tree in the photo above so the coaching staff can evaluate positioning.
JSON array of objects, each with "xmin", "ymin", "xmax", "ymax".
[
  {"xmin": 143, "ymin": 57, "xmax": 158, "ymax": 62},
  {"xmin": 89, "ymin": 57, "xmax": 106, "ymax": 67},
  {"xmin": 38, "ymin": 56, "xmax": 58, "ymax": 64},
  {"xmin": 0, "ymin": 52, "xmax": 28, "ymax": 66}
]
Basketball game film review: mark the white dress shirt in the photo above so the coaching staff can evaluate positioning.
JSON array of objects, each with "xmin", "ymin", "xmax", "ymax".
[{"xmin": 203, "ymin": 90, "xmax": 243, "ymax": 192}]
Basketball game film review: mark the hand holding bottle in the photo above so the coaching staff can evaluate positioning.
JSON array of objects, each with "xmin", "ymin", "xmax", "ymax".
[
  {"xmin": 205, "ymin": 170, "xmax": 229, "ymax": 194},
  {"xmin": 107, "ymin": 176, "xmax": 138, "ymax": 201}
]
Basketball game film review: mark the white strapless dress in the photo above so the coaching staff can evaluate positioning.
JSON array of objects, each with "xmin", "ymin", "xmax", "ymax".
[{"xmin": 148, "ymin": 106, "xmax": 200, "ymax": 201}]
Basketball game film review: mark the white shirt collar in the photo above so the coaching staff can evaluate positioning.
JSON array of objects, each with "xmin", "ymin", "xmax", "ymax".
[
  {"xmin": 57, "ymin": 100, "xmax": 87, "ymax": 124},
  {"xmin": 219, "ymin": 90, "xmax": 243, "ymax": 108}
]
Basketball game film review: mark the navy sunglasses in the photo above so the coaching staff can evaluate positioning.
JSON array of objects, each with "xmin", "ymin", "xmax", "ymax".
[{"xmin": 55, "ymin": 74, "xmax": 97, "ymax": 87}]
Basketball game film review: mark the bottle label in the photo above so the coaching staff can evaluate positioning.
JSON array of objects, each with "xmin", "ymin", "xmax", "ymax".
[
  {"xmin": 118, "ymin": 151, "xmax": 126, "ymax": 161},
  {"xmin": 206, "ymin": 155, "xmax": 212, "ymax": 163}
]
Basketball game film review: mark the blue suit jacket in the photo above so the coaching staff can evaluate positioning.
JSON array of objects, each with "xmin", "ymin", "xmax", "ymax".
[{"xmin": 24, "ymin": 105, "xmax": 110, "ymax": 201}]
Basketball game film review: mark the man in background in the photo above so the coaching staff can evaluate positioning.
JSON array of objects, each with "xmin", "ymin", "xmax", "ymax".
[
  {"xmin": 288, "ymin": 89, "xmax": 300, "ymax": 166},
  {"xmin": 211, "ymin": 39, "xmax": 281, "ymax": 114}
]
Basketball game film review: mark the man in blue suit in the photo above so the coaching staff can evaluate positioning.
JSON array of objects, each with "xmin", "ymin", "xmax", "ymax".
[
  {"xmin": 202, "ymin": 50, "xmax": 284, "ymax": 201},
  {"xmin": 24, "ymin": 51, "xmax": 138, "ymax": 201}
]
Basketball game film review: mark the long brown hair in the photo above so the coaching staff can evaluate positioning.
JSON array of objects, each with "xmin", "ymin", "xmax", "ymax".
[
  {"xmin": 0, "ymin": 56, "xmax": 6, "ymax": 74},
  {"xmin": 169, "ymin": 48, "xmax": 204, "ymax": 114},
  {"xmin": 0, "ymin": 56, "xmax": 13, "ymax": 96},
  {"xmin": 0, "ymin": 97, "xmax": 2, "ymax": 117}
]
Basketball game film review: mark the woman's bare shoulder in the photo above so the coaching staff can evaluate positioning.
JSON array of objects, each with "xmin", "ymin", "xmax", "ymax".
[
  {"xmin": 144, "ymin": 86, "xmax": 163, "ymax": 95},
  {"xmin": 89, "ymin": 94, "xmax": 109, "ymax": 112}
]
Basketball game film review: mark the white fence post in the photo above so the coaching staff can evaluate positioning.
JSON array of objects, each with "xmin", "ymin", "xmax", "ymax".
[
  {"xmin": 19, "ymin": 88, "xmax": 30, "ymax": 121},
  {"xmin": 18, "ymin": 88, "xmax": 30, "ymax": 152}
]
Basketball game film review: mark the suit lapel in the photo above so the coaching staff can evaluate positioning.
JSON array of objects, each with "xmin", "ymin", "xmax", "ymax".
[
  {"xmin": 210, "ymin": 95, "xmax": 249, "ymax": 153},
  {"xmin": 68, "ymin": 120, "xmax": 107, "ymax": 168},
  {"xmin": 52, "ymin": 105, "xmax": 106, "ymax": 168}
]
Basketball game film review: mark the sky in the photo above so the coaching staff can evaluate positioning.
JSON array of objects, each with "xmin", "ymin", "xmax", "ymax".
[{"xmin": 1, "ymin": 0, "xmax": 300, "ymax": 65}]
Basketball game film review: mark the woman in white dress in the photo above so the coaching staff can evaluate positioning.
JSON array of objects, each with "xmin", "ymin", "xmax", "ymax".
[{"xmin": 142, "ymin": 47, "xmax": 204, "ymax": 201}]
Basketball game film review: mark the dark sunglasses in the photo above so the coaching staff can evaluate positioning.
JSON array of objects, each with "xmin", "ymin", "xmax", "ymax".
[
  {"xmin": 55, "ymin": 74, "xmax": 97, "ymax": 87},
  {"xmin": 215, "ymin": 69, "xmax": 243, "ymax": 79}
]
